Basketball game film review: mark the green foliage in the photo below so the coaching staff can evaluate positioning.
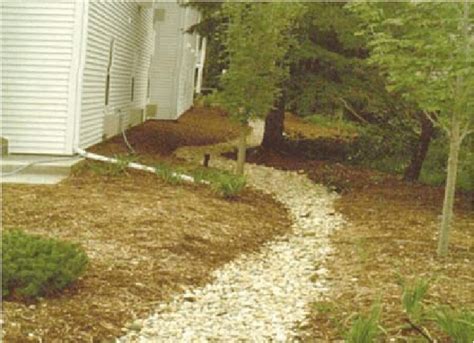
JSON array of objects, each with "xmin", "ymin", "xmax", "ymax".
[
  {"xmin": 211, "ymin": 173, "xmax": 246, "ymax": 199},
  {"xmin": 346, "ymin": 301, "xmax": 382, "ymax": 343},
  {"xmin": 2, "ymin": 230, "xmax": 88, "ymax": 300},
  {"xmin": 420, "ymin": 136, "xmax": 474, "ymax": 191},
  {"xmin": 219, "ymin": 2, "xmax": 303, "ymax": 123},
  {"xmin": 349, "ymin": 1, "xmax": 473, "ymax": 137},
  {"xmin": 196, "ymin": 92, "xmax": 219, "ymax": 108},
  {"xmin": 347, "ymin": 124, "xmax": 414, "ymax": 174},
  {"xmin": 400, "ymin": 277, "xmax": 431, "ymax": 323},
  {"xmin": 89, "ymin": 155, "xmax": 135, "ymax": 176},
  {"xmin": 155, "ymin": 162, "xmax": 183, "ymax": 185},
  {"xmin": 305, "ymin": 114, "xmax": 360, "ymax": 134},
  {"xmin": 286, "ymin": 2, "xmax": 404, "ymax": 122},
  {"xmin": 434, "ymin": 307, "xmax": 474, "ymax": 343},
  {"xmin": 191, "ymin": 168, "xmax": 246, "ymax": 198}
]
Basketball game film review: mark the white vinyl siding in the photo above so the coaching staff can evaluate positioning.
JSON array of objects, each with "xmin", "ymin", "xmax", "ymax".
[
  {"xmin": 176, "ymin": 6, "xmax": 200, "ymax": 116},
  {"xmin": 79, "ymin": 1, "xmax": 153, "ymax": 149},
  {"xmin": 149, "ymin": 2, "xmax": 199, "ymax": 120},
  {"xmin": 149, "ymin": 2, "xmax": 181, "ymax": 120},
  {"xmin": 1, "ymin": 0, "xmax": 81, "ymax": 155}
]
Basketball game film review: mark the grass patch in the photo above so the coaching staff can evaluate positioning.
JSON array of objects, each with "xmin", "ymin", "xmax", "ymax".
[
  {"xmin": 88, "ymin": 154, "xmax": 136, "ymax": 177},
  {"xmin": 434, "ymin": 307, "xmax": 474, "ymax": 343},
  {"xmin": 2, "ymin": 230, "xmax": 88, "ymax": 301},
  {"xmin": 190, "ymin": 167, "xmax": 247, "ymax": 198},
  {"xmin": 304, "ymin": 114, "xmax": 360, "ymax": 134},
  {"xmin": 346, "ymin": 301, "xmax": 382, "ymax": 343}
]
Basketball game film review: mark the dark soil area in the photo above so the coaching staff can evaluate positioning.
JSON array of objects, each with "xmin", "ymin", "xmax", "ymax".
[
  {"xmin": 91, "ymin": 106, "xmax": 240, "ymax": 158},
  {"xmin": 1, "ymin": 107, "xmax": 290, "ymax": 342}
]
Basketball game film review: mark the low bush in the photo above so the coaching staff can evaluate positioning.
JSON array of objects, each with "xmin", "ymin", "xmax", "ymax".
[
  {"xmin": 191, "ymin": 168, "xmax": 246, "ymax": 198},
  {"xmin": 211, "ymin": 173, "xmax": 246, "ymax": 198},
  {"xmin": 155, "ymin": 163, "xmax": 246, "ymax": 198},
  {"xmin": 434, "ymin": 307, "xmax": 474, "ymax": 343},
  {"xmin": 400, "ymin": 277, "xmax": 431, "ymax": 323},
  {"xmin": 346, "ymin": 301, "xmax": 382, "ymax": 343},
  {"xmin": 2, "ymin": 230, "xmax": 89, "ymax": 300},
  {"xmin": 420, "ymin": 136, "xmax": 474, "ymax": 191}
]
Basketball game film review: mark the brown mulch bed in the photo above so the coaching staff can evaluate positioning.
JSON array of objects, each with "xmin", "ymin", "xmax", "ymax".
[
  {"xmin": 1, "ymin": 107, "xmax": 290, "ymax": 342},
  {"xmin": 242, "ymin": 116, "xmax": 473, "ymax": 341},
  {"xmin": 90, "ymin": 106, "xmax": 240, "ymax": 158}
]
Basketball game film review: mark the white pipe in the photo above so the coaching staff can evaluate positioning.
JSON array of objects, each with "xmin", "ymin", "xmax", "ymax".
[{"xmin": 75, "ymin": 148, "xmax": 197, "ymax": 183}]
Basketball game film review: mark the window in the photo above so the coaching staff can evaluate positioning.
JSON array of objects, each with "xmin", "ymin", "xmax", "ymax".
[{"xmin": 105, "ymin": 39, "xmax": 115, "ymax": 106}]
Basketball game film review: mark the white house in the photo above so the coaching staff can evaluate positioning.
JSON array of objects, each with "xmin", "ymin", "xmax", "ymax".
[{"xmin": 1, "ymin": 0, "xmax": 203, "ymax": 156}]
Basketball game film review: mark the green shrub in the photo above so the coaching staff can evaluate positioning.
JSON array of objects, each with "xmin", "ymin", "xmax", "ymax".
[
  {"xmin": 155, "ymin": 162, "xmax": 183, "ymax": 185},
  {"xmin": 420, "ymin": 136, "xmax": 474, "ymax": 191},
  {"xmin": 433, "ymin": 307, "xmax": 474, "ymax": 343},
  {"xmin": 2, "ymin": 230, "xmax": 88, "ymax": 300},
  {"xmin": 346, "ymin": 302, "xmax": 382, "ymax": 343},
  {"xmin": 400, "ymin": 277, "xmax": 431, "ymax": 322},
  {"xmin": 211, "ymin": 173, "xmax": 246, "ymax": 198},
  {"xmin": 348, "ymin": 125, "xmax": 413, "ymax": 174},
  {"xmin": 190, "ymin": 168, "xmax": 246, "ymax": 198}
]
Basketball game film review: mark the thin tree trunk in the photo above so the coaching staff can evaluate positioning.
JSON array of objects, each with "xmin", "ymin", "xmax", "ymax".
[
  {"xmin": 437, "ymin": 117, "xmax": 461, "ymax": 257},
  {"xmin": 438, "ymin": 1, "xmax": 470, "ymax": 257},
  {"xmin": 236, "ymin": 123, "xmax": 247, "ymax": 175},
  {"xmin": 261, "ymin": 95, "xmax": 285, "ymax": 150},
  {"xmin": 404, "ymin": 113, "xmax": 434, "ymax": 181}
]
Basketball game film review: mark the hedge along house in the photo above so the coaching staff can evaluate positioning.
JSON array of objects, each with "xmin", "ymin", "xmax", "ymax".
[{"xmin": 1, "ymin": 0, "xmax": 204, "ymax": 159}]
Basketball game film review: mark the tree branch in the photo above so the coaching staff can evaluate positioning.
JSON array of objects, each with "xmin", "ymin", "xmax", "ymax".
[
  {"xmin": 338, "ymin": 97, "xmax": 369, "ymax": 124},
  {"xmin": 423, "ymin": 110, "xmax": 450, "ymax": 135},
  {"xmin": 460, "ymin": 126, "xmax": 473, "ymax": 142},
  {"xmin": 405, "ymin": 319, "xmax": 434, "ymax": 343}
]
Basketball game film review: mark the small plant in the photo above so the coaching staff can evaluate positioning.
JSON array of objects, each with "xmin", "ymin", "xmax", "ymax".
[
  {"xmin": 400, "ymin": 277, "xmax": 431, "ymax": 323},
  {"xmin": 433, "ymin": 307, "xmax": 474, "ymax": 343},
  {"xmin": 190, "ymin": 168, "xmax": 246, "ymax": 198},
  {"xmin": 210, "ymin": 172, "xmax": 246, "ymax": 198},
  {"xmin": 2, "ymin": 230, "xmax": 88, "ymax": 300},
  {"xmin": 155, "ymin": 163, "xmax": 183, "ymax": 185},
  {"xmin": 89, "ymin": 154, "xmax": 135, "ymax": 176},
  {"xmin": 313, "ymin": 301, "xmax": 334, "ymax": 314},
  {"xmin": 346, "ymin": 301, "xmax": 382, "ymax": 343}
]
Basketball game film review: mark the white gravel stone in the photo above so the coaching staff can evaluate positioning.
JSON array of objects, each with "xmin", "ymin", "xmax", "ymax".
[{"xmin": 117, "ymin": 121, "xmax": 344, "ymax": 342}]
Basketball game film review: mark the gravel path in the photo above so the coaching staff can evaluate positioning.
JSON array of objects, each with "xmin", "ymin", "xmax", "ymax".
[{"xmin": 118, "ymin": 121, "xmax": 344, "ymax": 342}]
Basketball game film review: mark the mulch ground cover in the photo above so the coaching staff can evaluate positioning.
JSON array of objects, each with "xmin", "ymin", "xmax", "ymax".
[
  {"xmin": 1, "ymin": 107, "xmax": 290, "ymax": 342},
  {"xmin": 242, "ymin": 114, "xmax": 473, "ymax": 341}
]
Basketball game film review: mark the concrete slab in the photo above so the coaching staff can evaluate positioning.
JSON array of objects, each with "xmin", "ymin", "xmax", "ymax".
[{"xmin": 1, "ymin": 154, "xmax": 83, "ymax": 185}]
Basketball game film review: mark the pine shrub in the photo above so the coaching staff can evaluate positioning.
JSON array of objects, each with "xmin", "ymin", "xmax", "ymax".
[{"xmin": 2, "ymin": 230, "xmax": 89, "ymax": 300}]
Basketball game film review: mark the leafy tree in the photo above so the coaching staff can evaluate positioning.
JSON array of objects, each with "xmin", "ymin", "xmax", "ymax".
[
  {"xmin": 350, "ymin": 1, "xmax": 473, "ymax": 256},
  {"xmin": 219, "ymin": 2, "xmax": 302, "ymax": 174},
  {"xmin": 261, "ymin": 2, "xmax": 436, "ymax": 181}
]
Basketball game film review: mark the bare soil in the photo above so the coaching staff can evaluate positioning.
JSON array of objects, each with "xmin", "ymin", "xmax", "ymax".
[
  {"xmin": 1, "ymin": 107, "xmax": 290, "ymax": 342},
  {"xmin": 243, "ymin": 114, "xmax": 474, "ymax": 341}
]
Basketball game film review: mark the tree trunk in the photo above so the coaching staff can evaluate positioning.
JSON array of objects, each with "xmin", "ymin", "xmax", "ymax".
[
  {"xmin": 403, "ymin": 113, "xmax": 434, "ymax": 182},
  {"xmin": 236, "ymin": 123, "xmax": 247, "ymax": 175},
  {"xmin": 437, "ymin": 118, "xmax": 461, "ymax": 257},
  {"xmin": 437, "ymin": 1, "xmax": 470, "ymax": 257},
  {"xmin": 261, "ymin": 95, "xmax": 285, "ymax": 150}
]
